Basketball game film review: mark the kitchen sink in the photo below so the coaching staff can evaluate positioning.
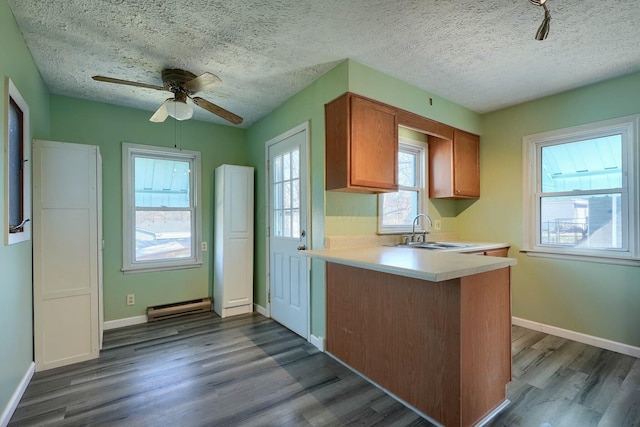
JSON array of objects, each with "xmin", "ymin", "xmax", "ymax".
[{"xmin": 389, "ymin": 242, "xmax": 476, "ymax": 250}]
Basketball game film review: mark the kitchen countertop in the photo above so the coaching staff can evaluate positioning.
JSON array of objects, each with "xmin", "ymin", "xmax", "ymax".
[{"xmin": 301, "ymin": 243, "xmax": 517, "ymax": 282}]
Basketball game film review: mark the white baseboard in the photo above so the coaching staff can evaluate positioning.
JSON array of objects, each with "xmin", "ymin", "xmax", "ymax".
[
  {"xmin": 309, "ymin": 334, "xmax": 325, "ymax": 352},
  {"xmin": 103, "ymin": 315, "xmax": 147, "ymax": 330},
  {"xmin": 512, "ymin": 316, "xmax": 640, "ymax": 358},
  {"xmin": 253, "ymin": 303, "xmax": 269, "ymax": 317},
  {"xmin": 1, "ymin": 362, "xmax": 34, "ymax": 427}
]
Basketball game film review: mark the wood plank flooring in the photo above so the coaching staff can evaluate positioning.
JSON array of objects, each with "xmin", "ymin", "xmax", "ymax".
[
  {"xmin": 9, "ymin": 313, "xmax": 640, "ymax": 427},
  {"xmin": 488, "ymin": 326, "xmax": 640, "ymax": 427}
]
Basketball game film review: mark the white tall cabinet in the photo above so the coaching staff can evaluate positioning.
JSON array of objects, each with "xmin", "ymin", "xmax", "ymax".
[
  {"xmin": 33, "ymin": 140, "xmax": 103, "ymax": 371},
  {"xmin": 213, "ymin": 165, "xmax": 254, "ymax": 318}
]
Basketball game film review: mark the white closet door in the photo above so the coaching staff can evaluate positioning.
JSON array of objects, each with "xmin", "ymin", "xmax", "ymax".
[
  {"xmin": 213, "ymin": 164, "xmax": 254, "ymax": 318},
  {"xmin": 33, "ymin": 140, "xmax": 101, "ymax": 371}
]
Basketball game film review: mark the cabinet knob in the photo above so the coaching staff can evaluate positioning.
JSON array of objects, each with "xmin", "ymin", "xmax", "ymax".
[{"xmin": 297, "ymin": 245, "xmax": 307, "ymax": 251}]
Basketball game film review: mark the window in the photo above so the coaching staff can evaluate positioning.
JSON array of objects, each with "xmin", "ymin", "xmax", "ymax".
[
  {"xmin": 4, "ymin": 78, "xmax": 31, "ymax": 245},
  {"xmin": 378, "ymin": 138, "xmax": 427, "ymax": 233},
  {"xmin": 272, "ymin": 147, "xmax": 300, "ymax": 238},
  {"xmin": 523, "ymin": 115, "xmax": 640, "ymax": 265},
  {"xmin": 122, "ymin": 143, "xmax": 202, "ymax": 273}
]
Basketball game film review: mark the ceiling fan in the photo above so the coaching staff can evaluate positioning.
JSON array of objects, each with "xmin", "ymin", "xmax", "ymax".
[{"xmin": 92, "ymin": 69, "xmax": 243, "ymax": 125}]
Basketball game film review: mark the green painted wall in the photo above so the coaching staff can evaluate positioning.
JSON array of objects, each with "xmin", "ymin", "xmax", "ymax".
[
  {"xmin": 457, "ymin": 71, "xmax": 640, "ymax": 347},
  {"xmin": 348, "ymin": 61, "xmax": 481, "ymax": 134},
  {"xmin": 49, "ymin": 95, "xmax": 247, "ymax": 321},
  {"xmin": 246, "ymin": 59, "xmax": 481, "ymax": 337},
  {"xmin": 0, "ymin": 0, "xmax": 50, "ymax": 416},
  {"xmin": 245, "ymin": 60, "xmax": 348, "ymax": 337},
  {"xmin": 3, "ymin": 1, "xmax": 639, "ymax": 415}
]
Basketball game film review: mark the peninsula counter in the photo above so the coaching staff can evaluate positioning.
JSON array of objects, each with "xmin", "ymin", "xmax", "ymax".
[{"xmin": 302, "ymin": 246, "xmax": 517, "ymax": 427}]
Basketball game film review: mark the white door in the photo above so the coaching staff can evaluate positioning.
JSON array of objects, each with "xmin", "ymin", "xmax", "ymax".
[
  {"xmin": 214, "ymin": 165, "xmax": 254, "ymax": 318},
  {"xmin": 268, "ymin": 124, "xmax": 309, "ymax": 339},
  {"xmin": 33, "ymin": 140, "xmax": 101, "ymax": 371}
]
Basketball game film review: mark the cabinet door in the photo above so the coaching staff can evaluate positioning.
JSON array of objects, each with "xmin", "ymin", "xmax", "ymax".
[
  {"xmin": 483, "ymin": 248, "xmax": 509, "ymax": 257},
  {"xmin": 468, "ymin": 247, "xmax": 509, "ymax": 257},
  {"xmin": 350, "ymin": 96, "xmax": 398, "ymax": 190},
  {"xmin": 453, "ymin": 129, "xmax": 480, "ymax": 197}
]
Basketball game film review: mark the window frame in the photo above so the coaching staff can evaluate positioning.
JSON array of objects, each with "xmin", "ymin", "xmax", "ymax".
[
  {"xmin": 4, "ymin": 77, "xmax": 31, "ymax": 246},
  {"xmin": 122, "ymin": 143, "xmax": 202, "ymax": 273},
  {"xmin": 272, "ymin": 146, "xmax": 301, "ymax": 239},
  {"xmin": 522, "ymin": 115, "xmax": 640, "ymax": 265},
  {"xmin": 377, "ymin": 137, "xmax": 428, "ymax": 234}
]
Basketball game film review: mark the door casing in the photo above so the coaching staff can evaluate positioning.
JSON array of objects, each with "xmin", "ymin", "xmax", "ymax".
[{"xmin": 264, "ymin": 122, "xmax": 311, "ymax": 339}]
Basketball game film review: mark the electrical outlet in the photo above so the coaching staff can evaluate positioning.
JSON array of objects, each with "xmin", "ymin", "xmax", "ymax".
[
  {"xmin": 201, "ymin": 241, "xmax": 208, "ymax": 251},
  {"xmin": 434, "ymin": 219, "xmax": 442, "ymax": 231},
  {"xmin": 126, "ymin": 294, "xmax": 135, "ymax": 306}
]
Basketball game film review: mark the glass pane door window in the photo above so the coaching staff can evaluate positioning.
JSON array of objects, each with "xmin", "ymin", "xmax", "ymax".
[{"xmin": 273, "ymin": 148, "xmax": 300, "ymax": 238}]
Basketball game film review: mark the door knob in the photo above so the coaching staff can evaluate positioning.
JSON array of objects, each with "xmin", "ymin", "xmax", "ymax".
[{"xmin": 297, "ymin": 245, "xmax": 306, "ymax": 250}]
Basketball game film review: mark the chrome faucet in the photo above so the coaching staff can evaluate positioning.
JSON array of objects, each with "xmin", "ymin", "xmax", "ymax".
[{"xmin": 411, "ymin": 213, "xmax": 432, "ymax": 243}]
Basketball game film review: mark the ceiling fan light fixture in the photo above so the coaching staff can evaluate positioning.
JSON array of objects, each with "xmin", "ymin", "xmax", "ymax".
[
  {"xmin": 93, "ymin": 69, "xmax": 243, "ymax": 124},
  {"xmin": 167, "ymin": 99, "xmax": 193, "ymax": 121}
]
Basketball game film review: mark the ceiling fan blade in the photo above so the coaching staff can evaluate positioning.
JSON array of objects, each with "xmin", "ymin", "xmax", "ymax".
[
  {"xmin": 150, "ymin": 98, "xmax": 172, "ymax": 122},
  {"xmin": 191, "ymin": 96, "xmax": 243, "ymax": 125},
  {"xmin": 183, "ymin": 72, "xmax": 222, "ymax": 93},
  {"xmin": 92, "ymin": 75, "xmax": 166, "ymax": 91}
]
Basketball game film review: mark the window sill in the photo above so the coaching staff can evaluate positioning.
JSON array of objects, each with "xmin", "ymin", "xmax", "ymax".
[
  {"xmin": 520, "ymin": 248, "xmax": 640, "ymax": 267},
  {"xmin": 122, "ymin": 262, "xmax": 203, "ymax": 274}
]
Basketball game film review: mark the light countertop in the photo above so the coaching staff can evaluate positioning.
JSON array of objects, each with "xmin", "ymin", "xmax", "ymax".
[{"xmin": 301, "ymin": 243, "xmax": 517, "ymax": 282}]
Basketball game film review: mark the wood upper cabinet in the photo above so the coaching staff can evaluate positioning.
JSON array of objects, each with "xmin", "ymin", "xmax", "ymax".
[
  {"xmin": 325, "ymin": 93, "xmax": 398, "ymax": 193},
  {"xmin": 325, "ymin": 92, "xmax": 480, "ymax": 198},
  {"xmin": 429, "ymin": 129, "xmax": 480, "ymax": 199}
]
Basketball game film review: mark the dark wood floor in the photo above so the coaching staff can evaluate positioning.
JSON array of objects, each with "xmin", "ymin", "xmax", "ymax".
[{"xmin": 9, "ymin": 313, "xmax": 640, "ymax": 427}]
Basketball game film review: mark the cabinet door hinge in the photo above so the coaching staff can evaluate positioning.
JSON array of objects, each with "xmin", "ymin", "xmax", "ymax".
[{"xmin": 268, "ymin": 291, "xmax": 271, "ymax": 304}]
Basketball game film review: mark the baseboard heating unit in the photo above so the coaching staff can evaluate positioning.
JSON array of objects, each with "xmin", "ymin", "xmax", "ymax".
[{"xmin": 147, "ymin": 297, "xmax": 212, "ymax": 322}]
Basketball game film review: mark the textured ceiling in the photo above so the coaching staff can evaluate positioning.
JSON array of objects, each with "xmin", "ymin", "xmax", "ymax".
[{"xmin": 7, "ymin": 0, "xmax": 640, "ymax": 128}]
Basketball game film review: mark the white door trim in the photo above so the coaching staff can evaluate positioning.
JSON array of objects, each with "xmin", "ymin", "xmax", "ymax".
[{"xmin": 264, "ymin": 121, "xmax": 311, "ymax": 339}]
